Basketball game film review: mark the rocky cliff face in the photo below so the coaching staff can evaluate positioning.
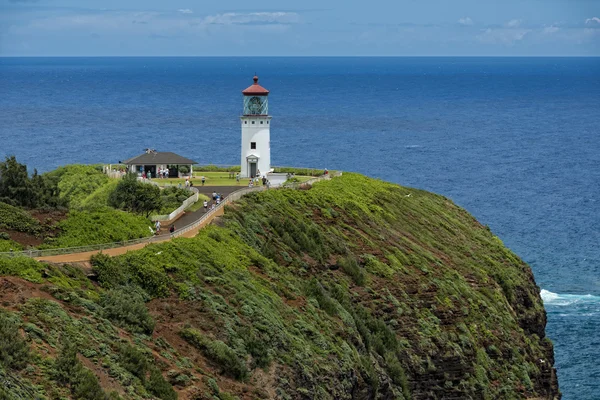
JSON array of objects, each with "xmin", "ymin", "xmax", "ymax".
[{"xmin": 0, "ymin": 173, "xmax": 559, "ymax": 399}]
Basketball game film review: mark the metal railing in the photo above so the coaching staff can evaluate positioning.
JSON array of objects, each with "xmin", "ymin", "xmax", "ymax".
[{"xmin": 0, "ymin": 171, "xmax": 340, "ymax": 259}]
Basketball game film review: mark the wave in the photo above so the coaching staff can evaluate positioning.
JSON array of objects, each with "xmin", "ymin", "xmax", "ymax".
[
  {"xmin": 541, "ymin": 289, "xmax": 600, "ymax": 306},
  {"xmin": 404, "ymin": 145, "xmax": 422, "ymax": 149}
]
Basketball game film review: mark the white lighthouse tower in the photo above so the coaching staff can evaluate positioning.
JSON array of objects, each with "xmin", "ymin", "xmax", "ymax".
[{"xmin": 240, "ymin": 75, "xmax": 271, "ymax": 178}]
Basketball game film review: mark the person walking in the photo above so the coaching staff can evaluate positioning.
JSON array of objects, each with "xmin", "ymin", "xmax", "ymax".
[
  {"xmin": 212, "ymin": 191, "xmax": 217, "ymax": 201},
  {"xmin": 169, "ymin": 225, "xmax": 175, "ymax": 236},
  {"xmin": 201, "ymin": 176, "xmax": 206, "ymax": 186},
  {"xmin": 236, "ymin": 173, "xmax": 240, "ymax": 184},
  {"xmin": 203, "ymin": 200, "xmax": 208, "ymax": 211},
  {"xmin": 154, "ymin": 220, "xmax": 161, "ymax": 234}
]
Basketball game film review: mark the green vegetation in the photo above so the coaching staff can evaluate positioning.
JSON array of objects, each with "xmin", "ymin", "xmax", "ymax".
[
  {"xmin": 109, "ymin": 173, "xmax": 162, "ymax": 217},
  {"xmin": 193, "ymin": 165, "xmax": 241, "ymax": 172},
  {"xmin": 158, "ymin": 186, "xmax": 194, "ymax": 215},
  {"xmin": 0, "ymin": 155, "xmax": 65, "ymax": 208},
  {"xmin": 273, "ymin": 166, "xmax": 325, "ymax": 176},
  {"xmin": 0, "ymin": 173, "xmax": 558, "ymax": 399},
  {"xmin": 41, "ymin": 208, "xmax": 151, "ymax": 248},
  {"xmin": 0, "ymin": 201, "xmax": 41, "ymax": 234}
]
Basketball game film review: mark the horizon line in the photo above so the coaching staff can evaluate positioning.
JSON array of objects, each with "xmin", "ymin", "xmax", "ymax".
[{"xmin": 1, "ymin": 55, "xmax": 599, "ymax": 58}]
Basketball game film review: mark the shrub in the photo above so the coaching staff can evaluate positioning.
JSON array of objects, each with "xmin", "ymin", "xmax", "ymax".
[
  {"xmin": 338, "ymin": 256, "xmax": 366, "ymax": 286},
  {"xmin": 0, "ymin": 256, "xmax": 44, "ymax": 282},
  {"xmin": 0, "ymin": 201, "xmax": 41, "ymax": 234},
  {"xmin": 54, "ymin": 341, "xmax": 108, "ymax": 400},
  {"xmin": 109, "ymin": 174, "xmax": 162, "ymax": 217},
  {"xmin": 0, "ymin": 311, "xmax": 30, "ymax": 370},
  {"xmin": 0, "ymin": 238, "xmax": 23, "ymax": 252},
  {"xmin": 159, "ymin": 187, "xmax": 193, "ymax": 215},
  {"xmin": 45, "ymin": 207, "xmax": 151, "ymax": 248},
  {"xmin": 51, "ymin": 164, "xmax": 110, "ymax": 208},
  {"xmin": 146, "ymin": 368, "xmax": 178, "ymax": 400},
  {"xmin": 118, "ymin": 342, "xmax": 149, "ymax": 381},
  {"xmin": 100, "ymin": 289, "xmax": 155, "ymax": 334},
  {"xmin": 180, "ymin": 328, "xmax": 248, "ymax": 380}
]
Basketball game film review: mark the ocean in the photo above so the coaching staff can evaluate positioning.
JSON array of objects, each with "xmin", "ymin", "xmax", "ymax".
[{"xmin": 1, "ymin": 56, "xmax": 599, "ymax": 398}]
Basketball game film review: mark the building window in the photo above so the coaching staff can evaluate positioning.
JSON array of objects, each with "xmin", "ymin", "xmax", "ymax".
[
  {"xmin": 252, "ymin": 121, "xmax": 255, "ymax": 124},
  {"xmin": 267, "ymin": 121, "xmax": 269, "ymax": 124},
  {"xmin": 260, "ymin": 121, "xmax": 263, "ymax": 124},
  {"xmin": 244, "ymin": 121, "xmax": 247, "ymax": 124},
  {"xmin": 251, "ymin": 142, "xmax": 256, "ymax": 150}
]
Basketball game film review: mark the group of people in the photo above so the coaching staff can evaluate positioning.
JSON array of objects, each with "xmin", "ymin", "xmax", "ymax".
[
  {"xmin": 153, "ymin": 220, "xmax": 176, "ymax": 235},
  {"xmin": 248, "ymin": 175, "xmax": 270, "ymax": 188},
  {"xmin": 157, "ymin": 168, "xmax": 170, "ymax": 179}
]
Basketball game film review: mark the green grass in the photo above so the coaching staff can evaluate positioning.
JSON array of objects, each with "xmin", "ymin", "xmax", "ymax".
[
  {"xmin": 42, "ymin": 207, "xmax": 152, "ymax": 248},
  {"xmin": 0, "ymin": 201, "xmax": 42, "ymax": 234},
  {"xmin": 149, "ymin": 171, "xmax": 313, "ymax": 187},
  {"xmin": 184, "ymin": 193, "xmax": 210, "ymax": 212},
  {"xmin": 0, "ymin": 172, "xmax": 556, "ymax": 400}
]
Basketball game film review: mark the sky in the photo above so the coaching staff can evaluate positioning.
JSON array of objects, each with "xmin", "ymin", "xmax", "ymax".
[{"xmin": 0, "ymin": 0, "xmax": 599, "ymax": 56}]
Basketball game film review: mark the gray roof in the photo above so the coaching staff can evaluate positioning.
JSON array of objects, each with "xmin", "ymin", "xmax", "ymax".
[{"xmin": 122, "ymin": 152, "xmax": 198, "ymax": 165}]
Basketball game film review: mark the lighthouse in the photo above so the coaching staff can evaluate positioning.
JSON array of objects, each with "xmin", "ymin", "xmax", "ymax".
[{"xmin": 240, "ymin": 75, "xmax": 271, "ymax": 178}]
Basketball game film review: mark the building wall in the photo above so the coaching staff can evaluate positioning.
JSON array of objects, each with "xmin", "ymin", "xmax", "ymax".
[{"xmin": 240, "ymin": 116, "xmax": 271, "ymax": 177}]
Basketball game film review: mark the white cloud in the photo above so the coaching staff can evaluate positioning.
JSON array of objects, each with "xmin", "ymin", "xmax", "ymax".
[
  {"xmin": 477, "ymin": 28, "xmax": 530, "ymax": 45},
  {"xmin": 585, "ymin": 17, "xmax": 600, "ymax": 25},
  {"xmin": 458, "ymin": 17, "xmax": 473, "ymax": 26},
  {"xmin": 202, "ymin": 12, "xmax": 299, "ymax": 25},
  {"xmin": 178, "ymin": 9, "xmax": 193, "ymax": 15},
  {"xmin": 506, "ymin": 19, "xmax": 521, "ymax": 28},
  {"xmin": 543, "ymin": 25, "xmax": 559, "ymax": 34}
]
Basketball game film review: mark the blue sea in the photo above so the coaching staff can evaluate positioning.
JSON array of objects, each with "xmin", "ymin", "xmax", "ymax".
[{"xmin": 1, "ymin": 57, "xmax": 599, "ymax": 398}]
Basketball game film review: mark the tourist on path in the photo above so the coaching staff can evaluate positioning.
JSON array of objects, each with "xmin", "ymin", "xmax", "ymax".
[
  {"xmin": 203, "ymin": 200, "xmax": 208, "ymax": 211},
  {"xmin": 154, "ymin": 220, "xmax": 161, "ymax": 234},
  {"xmin": 236, "ymin": 173, "xmax": 240, "ymax": 184},
  {"xmin": 212, "ymin": 192, "xmax": 217, "ymax": 201},
  {"xmin": 201, "ymin": 176, "xmax": 206, "ymax": 186},
  {"xmin": 169, "ymin": 225, "xmax": 175, "ymax": 236}
]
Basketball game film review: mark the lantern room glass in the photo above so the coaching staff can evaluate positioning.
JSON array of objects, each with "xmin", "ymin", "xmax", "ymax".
[{"xmin": 244, "ymin": 95, "xmax": 268, "ymax": 115}]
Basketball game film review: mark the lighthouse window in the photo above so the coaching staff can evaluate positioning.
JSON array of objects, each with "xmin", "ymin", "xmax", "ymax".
[
  {"xmin": 252, "ymin": 121, "xmax": 255, "ymax": 124},
  {"xmin": 244, "ymin": 121, "xmax": 247, "ymax": 124},
  {"xmin": 251, "ymin": 142, "xmax": 256, "ymax": 150},
  {"xmin": 267, "ymin": 121, "xmax": 269, "ymax": 124},
  {"xmin": 260, "ymin": 121, "xmax": 263, "ymax": 124}
]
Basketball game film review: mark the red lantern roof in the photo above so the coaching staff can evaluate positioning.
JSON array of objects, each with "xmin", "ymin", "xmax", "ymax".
[{"xmin": 242, "ymin": 75, "xmax": 269, "ymax": 96}]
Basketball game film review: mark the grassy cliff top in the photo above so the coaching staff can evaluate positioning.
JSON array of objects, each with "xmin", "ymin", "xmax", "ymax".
[{"xmin": 0, "ymin": 173, "xmax": 558, "ymax": 399}]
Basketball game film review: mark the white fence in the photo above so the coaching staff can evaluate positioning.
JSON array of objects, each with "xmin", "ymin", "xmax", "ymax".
[{"xmin": 150, "ymin": 191, "xmax": 199, "ymax": 222}]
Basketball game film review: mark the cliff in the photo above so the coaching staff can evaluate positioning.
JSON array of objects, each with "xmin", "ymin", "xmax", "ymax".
[{"xmin": 0, "ymin": 173, "xmax": 559, "ymax": 399}]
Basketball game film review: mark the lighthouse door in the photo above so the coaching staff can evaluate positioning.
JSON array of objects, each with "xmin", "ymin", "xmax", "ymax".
[{"xmin": 249, "ymin": 162, "xmax": 257, "ymax": 178}]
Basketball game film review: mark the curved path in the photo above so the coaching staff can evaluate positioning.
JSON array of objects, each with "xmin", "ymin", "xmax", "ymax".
[{"xmin": 33, "ymin": 185, "xmax": 249, "ymax": 264}]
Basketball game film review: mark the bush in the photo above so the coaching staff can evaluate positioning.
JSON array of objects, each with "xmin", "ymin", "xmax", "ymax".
[
  {"xmin": 338, "ymin": 256, "xmax": 366, "ymax": 286},
  {"xmin": 44, "ymin": 207, "xmax": 152, "ymax": 248},
  {"xmin": 159, "ymin": 187, "xmax": 193, "ymax": 215},
  {"xmin": 54, "ymin": 342, "xmax": 108, "ymax": 400},
  {"xmin": 118, "ymin": 343, "xmax": 149, "ymax": 380},
  {"xmin": 0, "ymin": 238, "xmax": 23, "ymax": 252},
  {"xmin": 109, "ymin": 174, "xmax": 162, "ymax": 217},
  {"xmin": 146, "ymin": 368, "xmax": 178, "ymax": 400},
  {"xmin": 180, "ymin": 328, "xmax": 248, "ymax": 380},
  {"xmin": 100, "ymin": 289, "xmax": 155, "ymax": 334},
  {"xmin": 0, "ymin": 311, "xmax": 30, "ymax": 370},
  {"xmin": 0, "ymin": 201, "xmax": 41, "ymax": 234},
  {"xmin": 50, "ymin": 164, "xmax": 110, "ymax": 209}
]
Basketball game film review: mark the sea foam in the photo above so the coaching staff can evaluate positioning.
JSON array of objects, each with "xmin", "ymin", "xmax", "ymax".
[{"xmin": 541, "ymin": 289, "xmax": 600, "ymax": 306}]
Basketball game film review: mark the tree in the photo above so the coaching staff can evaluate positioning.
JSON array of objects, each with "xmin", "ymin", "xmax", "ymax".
[
  {"xmin": 0, "ymin": 156, "xmax": 36, "ymax": 207},
  {"xmin": 0, "ymin": 156, "xmax": 63, "ymax": 208},
  {"xmin": 109, "ymin": 174, "xmax": 162, "ymax": 217}
]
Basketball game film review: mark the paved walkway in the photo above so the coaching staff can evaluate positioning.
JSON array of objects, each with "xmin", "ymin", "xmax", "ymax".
[
  {"xmin": 34, "ymin": 185, "xmax": 256, "ymax": 264},
  {"xmin": 28, "ymin": 174, "xmax": 335, "ymax": 264},
  {"xmin": 158, "ymin": 186, "xmax": 241, "ymax": 235}
]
